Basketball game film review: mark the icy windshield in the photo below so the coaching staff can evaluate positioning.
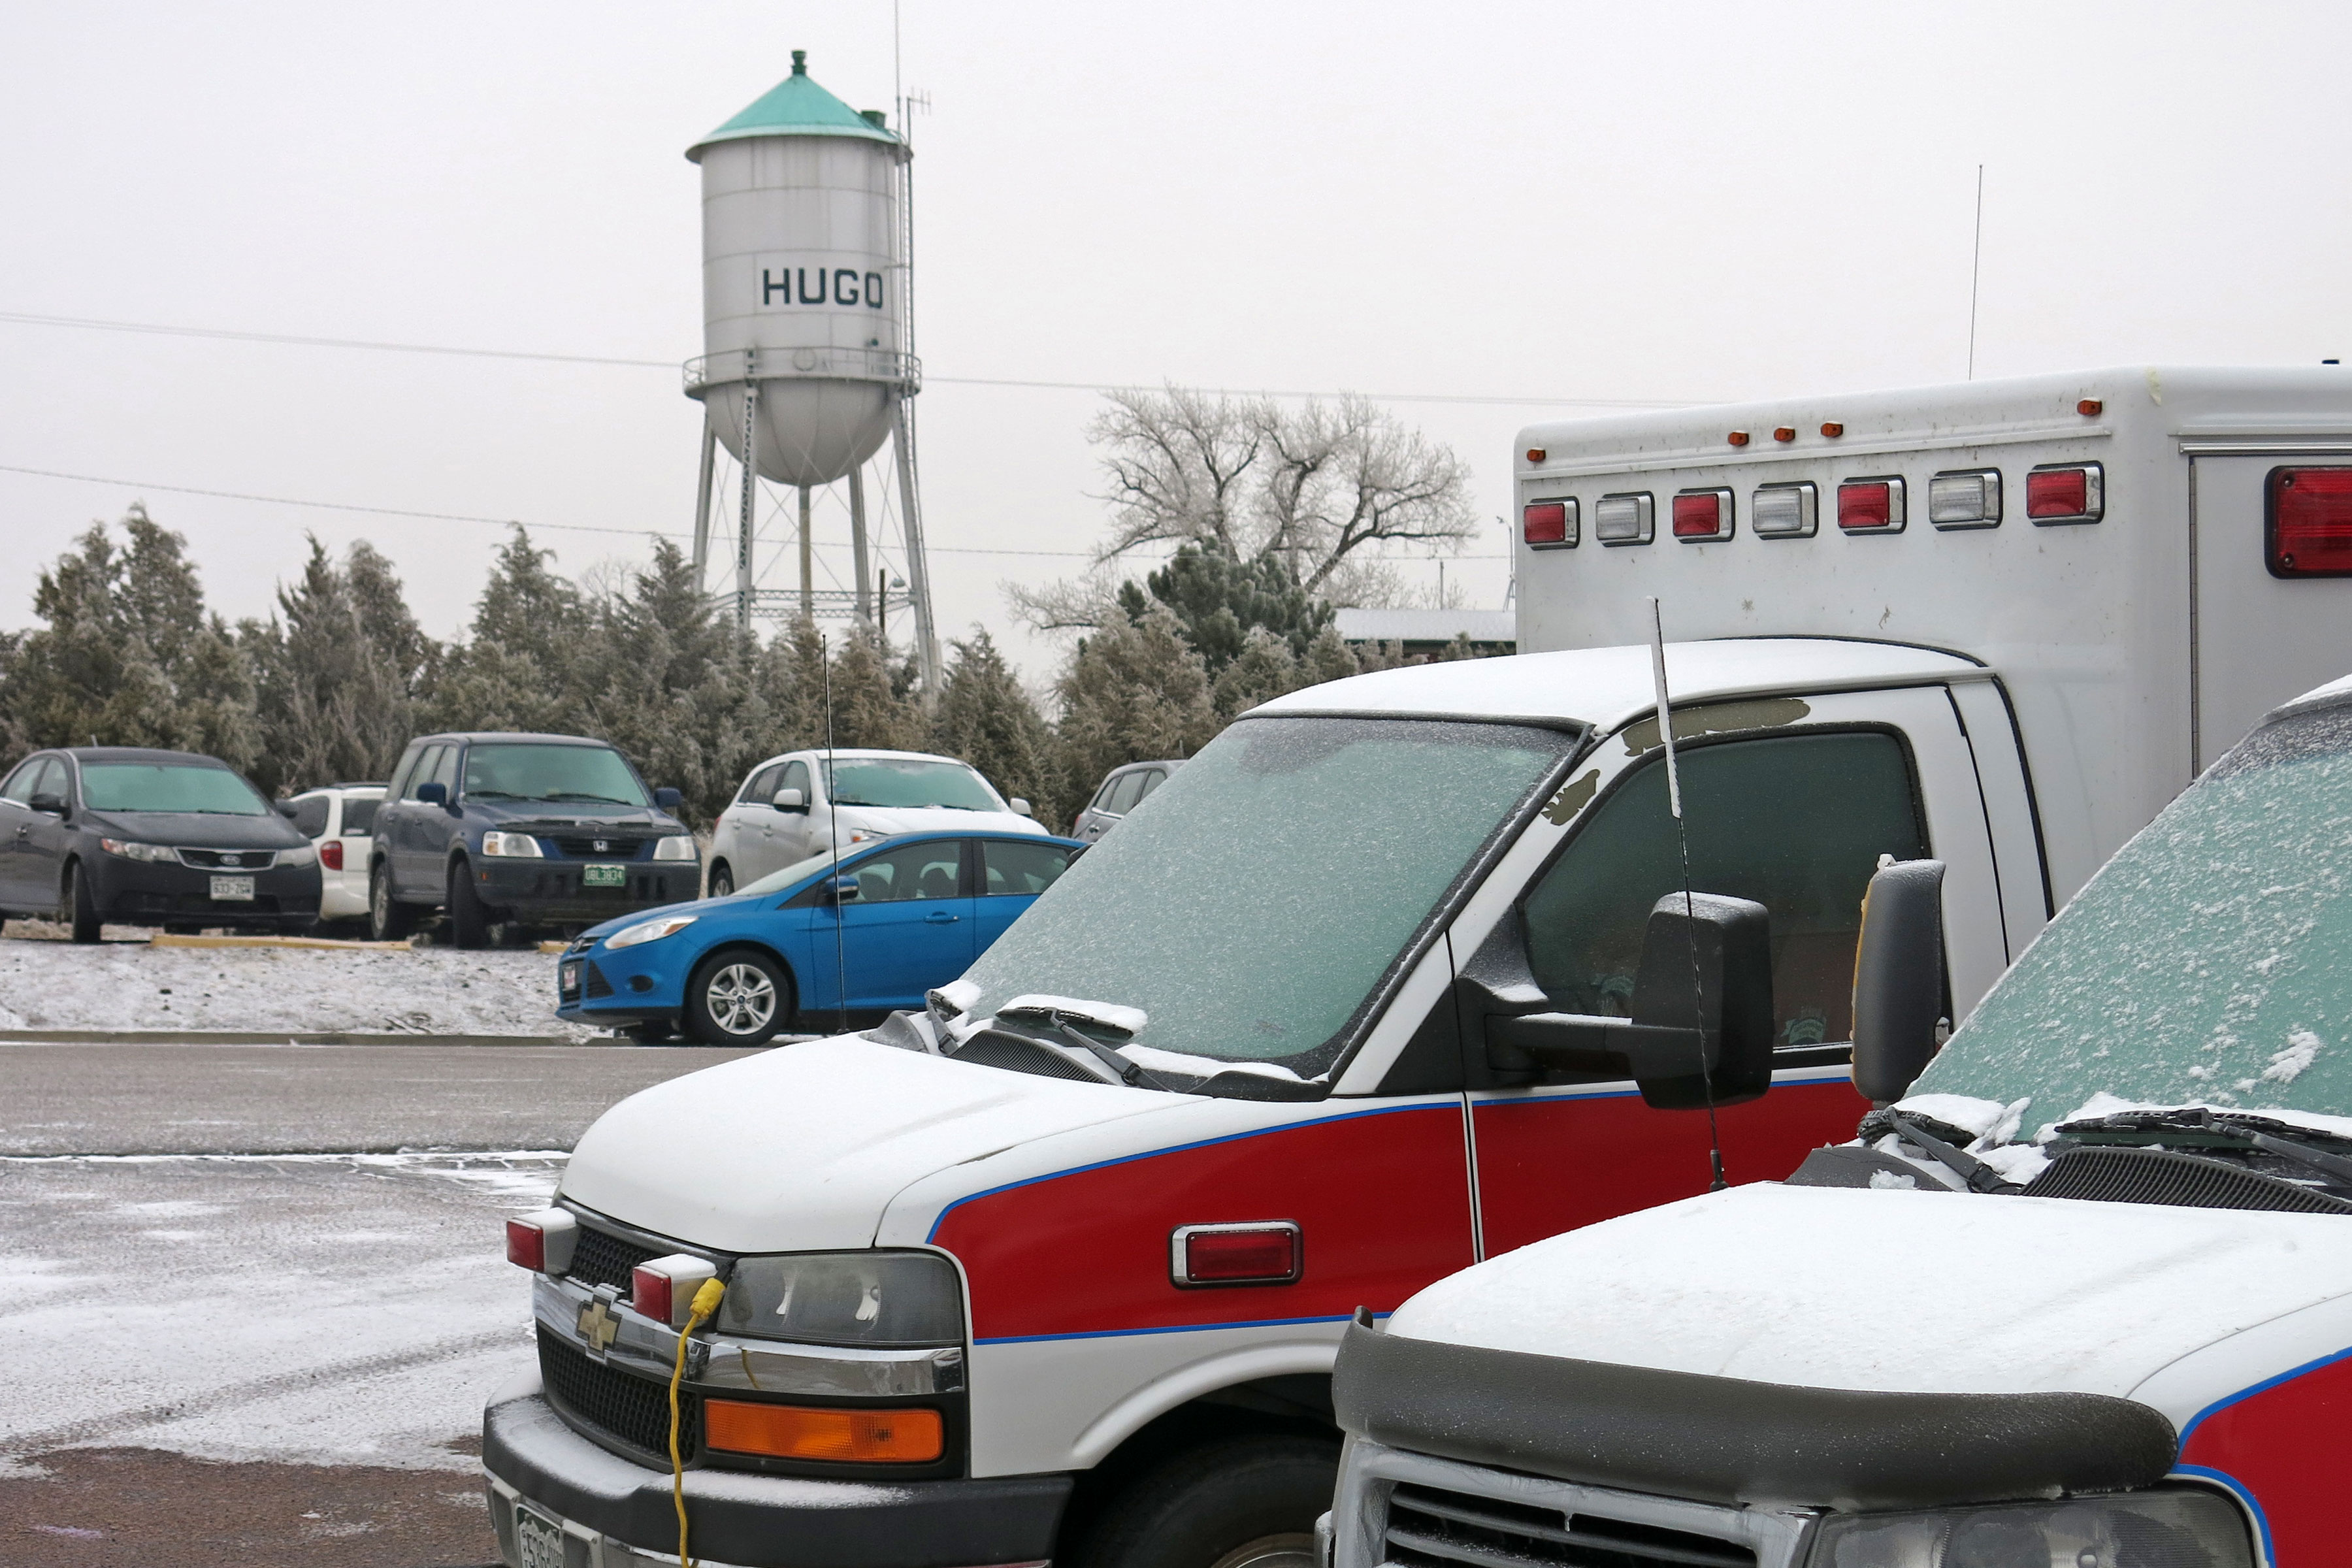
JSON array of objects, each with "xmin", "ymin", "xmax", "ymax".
[
  {"xmin": 1916, "ymin": 700, "xmax": 2352, "ymax": 1120},
  {"xmin": 80, "ymin": 762, "xmax": 270, "ymax": 816},
  {"xmin": 821, "ymin": 757, "xmax": 1002, "ymax": 812},
  {"xmin": 463, "ymin": 743, "xmax": 649, "ymax": 807},
  {"xmin": 958, "ymin": 715, "xmax": 1575, "ymax": 1078}
]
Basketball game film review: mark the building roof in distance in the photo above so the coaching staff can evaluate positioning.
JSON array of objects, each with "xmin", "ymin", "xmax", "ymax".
[
  {"xmin": 1333, "ymin": 608, "xmax": 1518, "ymax": 647},
  {"xmin": 688, "ymin": 50, "xmax": 902, "ymax": 161}
]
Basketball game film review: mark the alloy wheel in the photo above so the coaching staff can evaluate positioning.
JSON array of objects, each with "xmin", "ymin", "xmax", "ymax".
[{"xmin": 704, "ymin": 962, "xmax": 777, "ymax": 1036}]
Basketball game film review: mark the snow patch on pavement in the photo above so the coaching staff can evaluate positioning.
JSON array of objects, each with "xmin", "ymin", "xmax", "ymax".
[{"xmin": 0, "ymin": 934, "xmax": 593, "ymax": 1038}]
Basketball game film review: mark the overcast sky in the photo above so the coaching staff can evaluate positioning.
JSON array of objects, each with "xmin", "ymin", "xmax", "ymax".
[{"xmin": 3, "ymin": 1, "xmax": 2347, "ymax": 683}]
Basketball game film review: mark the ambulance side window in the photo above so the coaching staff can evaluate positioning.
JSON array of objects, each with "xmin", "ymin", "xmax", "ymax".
[{"xmin": 1522, "ymin": 730, "xmax": 1927, "ymax": 1049}]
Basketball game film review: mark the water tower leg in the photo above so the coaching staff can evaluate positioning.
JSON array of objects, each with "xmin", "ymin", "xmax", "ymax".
[
  {"xmin": 736, "ymin": 376, "xmax": 760, "ymax": 631},
  {"xmin": 891, "ymin": 400, "xmax": 942, "ymax": 696},
  {"xmin": 849, "ymin": 466, "xmax": 873, "ymax": 627},
  {"xmin": 690, "ymin": 414, "xmax": 717, "ymax": 594},
  {"xmin": 797, "ymin": 486, "xmax": 814, "ymax": 621}
]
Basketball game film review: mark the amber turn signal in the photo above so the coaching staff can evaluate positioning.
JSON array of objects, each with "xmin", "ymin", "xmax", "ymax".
[
  {"xmin": 2077, "ymin": 398, "xmax": 2104, "ymax": 416},
  {"xmin": 1727, "ymin": 431, "xmax": 1750, "ymax": 447},
  {"xmin": 1525, "ymin": 447, "xmax": 1547, "ymax": 463},
  {"xmin": 704, "ymin": 1401, "xmax": 945, "ymax": 1463},
  {"xmin": 1772, "ymin": 427, "xmax": 1796, "ymax": 443},
  {"xmin": 1820, "ymin": 421, "xmax": 1844, "ymax": 438}
]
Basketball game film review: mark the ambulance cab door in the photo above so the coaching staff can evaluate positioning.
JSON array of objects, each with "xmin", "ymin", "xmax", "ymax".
[{"xmin": 1458, "ymin": 687, "xmax": 2006, "ymax": 1258}]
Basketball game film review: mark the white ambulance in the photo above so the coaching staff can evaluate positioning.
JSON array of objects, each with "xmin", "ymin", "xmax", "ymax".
[{"xmin": 483, "ymin": 367, "xmax": 2352, "ymax": 1568}]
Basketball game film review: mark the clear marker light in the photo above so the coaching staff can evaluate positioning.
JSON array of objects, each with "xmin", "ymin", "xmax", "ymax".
[
  {"xmin": 1595, "ymin": 493, "xmax": 1655, "ymax": 546},
  {"xmin": 1929, "ymin": 469, "xmax": 2002, "ymax": 529},
  {"xmin": 1752, "ymin": 483, "xmax": 1818, "ymax": 539}
]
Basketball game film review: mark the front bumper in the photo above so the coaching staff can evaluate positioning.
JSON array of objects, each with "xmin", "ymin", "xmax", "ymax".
[
  {"xmin": 476, "ymin": 858, "xmax": 701, "ymax": 923},
  {"xmin": 88, "ymin": 856, "xmax": 321, "ymax": 927},
  {"xmin": 483, "ymin": 1371, "xmax": 1070, "ymax": 1568},
  {"xmin": 555, "ymin": 943, "xmax": 687, "ymax": 1021}
]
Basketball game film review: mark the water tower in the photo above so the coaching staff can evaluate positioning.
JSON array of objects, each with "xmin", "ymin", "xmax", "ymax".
[{"xmin": 684, "ymin": 50, "xmax": 939, "ymax": 689}]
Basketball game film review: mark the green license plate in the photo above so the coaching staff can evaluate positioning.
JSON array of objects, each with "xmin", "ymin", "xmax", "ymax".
[{"xmin": 581, "ymin": 864, "xmax": 627, "ymax": 887}]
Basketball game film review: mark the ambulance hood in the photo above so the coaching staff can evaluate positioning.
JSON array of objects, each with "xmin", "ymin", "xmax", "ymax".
[
  {"xmin": 557, "ymin": 1035, "xmax": 1178, "ymax": 1253},
  {"xmin": 1386, "ymin": 1182, "xmax": 2352, "ymax": 1401}
]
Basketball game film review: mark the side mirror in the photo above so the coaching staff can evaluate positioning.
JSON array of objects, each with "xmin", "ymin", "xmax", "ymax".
[
  {"xmin": 654, "ymin": 787, "xmax": 684, "ymax": 812},
  {"xmin": 27, "ymin": 791, "xmax": 69, "ymax": 817},
  {"xmin": 772, "ymin": 787, "xmax": 807, "ymax": 813},
  {"xmin": 274, "ymin": 800, "xmax": 299, "ymax": 819},
  {"xmin": 823, "ymin": 873, "xmax": 860, "ymax": 903},
  {"xmin": 1009, "ymin": 798, "xmax": 1034, "ymax": 818},
  {"xmin": 1850, "ymin": 858, "xmax": 1948, "ymax": 1105},
  {"xmin": 1487, "ymin": 892, "xmax": 1776, "ymax": 1109},
  {"xmin": 416, "ymin": 781, "xmax": 449, "ymax": 808}
]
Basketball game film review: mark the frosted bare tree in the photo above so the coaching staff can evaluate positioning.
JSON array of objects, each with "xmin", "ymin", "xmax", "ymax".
[{"xmin": 1007, "ymin": 387, "xmax": 1475, "ymax": 630}]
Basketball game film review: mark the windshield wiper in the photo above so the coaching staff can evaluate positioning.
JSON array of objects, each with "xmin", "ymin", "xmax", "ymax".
[
  {"xmin": 467, "ymin": 790, "xmax": 525, "ymax": 800},
  {"xmin": 538, "ymin": 792, "xmax": 635, "ymax": 804},
  {"xmin": 2062, "ymin": 1107, "xmax": 2352, "ymax": 1190},
  {"xmin": 1880, "ymin": 1113, "xmax": 2016, "ymax": 1194},
  {"xmin": 993, "ymin": 999, "xmax": 1177, "ymax": 1091}
]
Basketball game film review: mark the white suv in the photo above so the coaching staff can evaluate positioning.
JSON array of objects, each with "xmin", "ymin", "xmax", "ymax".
[
  {"xmin": 284, "ymin": 783, "xmax": 386, "ymax": 926},
  {"xmin": 705, "ymin": 749, "xmax": 1045, "ymax": 896}
]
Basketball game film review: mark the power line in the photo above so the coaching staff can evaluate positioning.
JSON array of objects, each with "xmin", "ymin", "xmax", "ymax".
[{"xmin": 0, "ymin": 309, "xmax": 1698, "ymax": 410}]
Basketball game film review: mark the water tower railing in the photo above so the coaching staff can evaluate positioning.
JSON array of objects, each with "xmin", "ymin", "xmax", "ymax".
[{"xmin": 683, "ymin": 346, "xmax": 923, "ymax": 398}]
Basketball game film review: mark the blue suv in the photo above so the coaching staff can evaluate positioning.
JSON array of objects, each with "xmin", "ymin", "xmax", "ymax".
[{"xmin": 368, "ymin": 732, "xmax": 701, "ymax": 947}]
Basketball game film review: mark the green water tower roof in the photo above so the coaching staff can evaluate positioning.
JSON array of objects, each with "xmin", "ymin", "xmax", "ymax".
[{"xmin": 687, "ymin": 50, "xmax": 902, "ymax": 161}]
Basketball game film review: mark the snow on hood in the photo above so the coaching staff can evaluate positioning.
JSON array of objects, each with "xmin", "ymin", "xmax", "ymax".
[
  {"xmin": 557, "ymin": 1035, "xmax": 1177, "ymax": 1253},
  {"xmin": 1386, "ymin": 1183, "xmax": 2352, "ymax": 1399},
  {"xmin": 835, "ymin": 805, "xmax": 1045, "ymax": 837}
]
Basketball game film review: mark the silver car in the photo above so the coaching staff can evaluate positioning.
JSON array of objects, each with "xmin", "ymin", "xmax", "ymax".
[{"xmin": 1069, "ymin": 759, "xmax": 1183, "ymax": 843}]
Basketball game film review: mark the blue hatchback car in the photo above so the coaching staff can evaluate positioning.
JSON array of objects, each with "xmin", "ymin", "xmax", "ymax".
[{"xmin": 555, "ymin": 829, "xmax": 1083, "ymax": 1045}]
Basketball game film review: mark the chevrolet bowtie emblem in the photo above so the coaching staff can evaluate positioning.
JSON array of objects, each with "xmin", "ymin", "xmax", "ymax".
[{"xmin": 577, "ymin": 1296, "xmax": 621, "ymax": 1353}]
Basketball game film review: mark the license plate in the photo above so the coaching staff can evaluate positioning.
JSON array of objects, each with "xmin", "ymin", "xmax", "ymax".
[
  {"xmin": 581, "ymin": 864, "xmax": 627, "ymax": 888},
  {"xmin": 209, "ymin": 875, "xmax": 255, "ymax": 902},
  {"xmin": 514, "ymin": 1505, "xmax": 569, "ymax": 1568},
  {"xmin": 559, "ymin": 962, "xmax": 580, "ymax": 1000}
]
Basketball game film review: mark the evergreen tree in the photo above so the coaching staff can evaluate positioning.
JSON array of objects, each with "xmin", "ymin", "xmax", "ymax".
[
  {"xmin": 254, "ymin": 536, "xmax": 435, "ymax": 791},
  {"xmin": 1120, "ymin": 544, "xmax": 1333, "ymax": 676},
  {"xmin": 1209, "ymin": 627, "xmax": 1307, "ymax": 721},
  {"xmin": 429, "ymin": 526, "xmax": 591, "ymax": 735},
  {"xmin": 823, "ymin": 626, "xmax": 925, "ymax": 752},
  {"xmin": 932, "ymin": 630, "xmax": 1061, "ymax": 825},
  {"xmin": 1051, "ymin": 603, "xmax": 1216, "ymax": 826}
]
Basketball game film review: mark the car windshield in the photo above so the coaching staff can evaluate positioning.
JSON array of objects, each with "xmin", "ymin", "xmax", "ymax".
[
  {"xmin": 959, "ymin": 715, "xmax": 1575, "ymax": 1078},
  {"xmin": 821, "ymin": 757, "xmax": 1001, "ymax": 811},
  {"xmin": 80, "ymin": 762, "xmax": 270, "ymax": 816},
  {"xmin": 736, "ymin": 847, "xmax": 853, "ymax": 898},
  {"xmin": 463, "ymin": 743, "xmax": 649, "ymax": 806},
  {"xmin": 1916, "ymin": 700, "xmax": 2352, "ymax": 1122}
]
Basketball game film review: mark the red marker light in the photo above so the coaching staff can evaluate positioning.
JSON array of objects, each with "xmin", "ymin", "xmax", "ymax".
[
  {"xmin": 1837, "ymin": 478, "xmax": 1905, "ymax": 532},
  {"xmin": 2025, "ymin": 465, "xmax": 2102, "ymax": 525},
  {"xmin": 1173, "ymin": 1222, "xmax": 1302, "ymax": 1286},
  {"xmin": 632, "ymin": 1253, "xmax": 719, "ymax": 1326},
  {"xmin": 320, "ymin": 840, "xmax": 343, "ymax": 872},
  {"xmin": 1522, "ymin": 500, "xmax": 1569, "ymax": 547},
  {"xmin": 630, "ymin": 1264, "xmax": 672, "ymax": 1325},
  {"xmin": 506, "ymin": 1218, "xmax": 545, "ymax": 1271},
  {"xmin": 506, "ymin": 1208, "xmax": 576, "ymax": 1273},
  {"xmin": 1671, "ymin": 489, "xmax": 1733, "ymax": 542},
  {"xmin": 2269, "ymin": 467, "xmax": 2352, "ymax": 576}
]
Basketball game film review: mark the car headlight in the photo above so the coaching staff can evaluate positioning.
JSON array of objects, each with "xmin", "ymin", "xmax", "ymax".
[
  {"xmin": 651, "ymin": 834, "xmax": 699, "ymax": 862},
  {"xmin": 717, "ymin": 1250, "xmax": 964, "ymax": 1347},
  {"xmin": 606, "ymin": 914, "xmax": 697, "ymax": 949},
  {"xmin": 99, "ymin": 838, "xmax": 177, "ymax": 863},
  {"xmin": 1808, "ymin": 1490, "xmax": 2251, "ymax": 1567},
  {"xmin": 480, "ymin": 831, "xmax": 544, "ymax": 858},
  {"xmin": 278, "ymin": 843, "xmax": 318, "ymax": 868}
]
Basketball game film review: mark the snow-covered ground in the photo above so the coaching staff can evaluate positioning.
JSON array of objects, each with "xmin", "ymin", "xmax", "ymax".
[{"xmin": 0, "ymin": 926, "xmax": 591, "ymax": 1038}]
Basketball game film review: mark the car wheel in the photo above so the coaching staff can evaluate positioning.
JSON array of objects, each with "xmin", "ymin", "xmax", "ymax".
[
  {"xmin": 1068, "ymin": 1436, "xmax": 1336, "ymax": 1568},
  {"xmin": 59, "ymin": 860, "xmax": 103, "ymax": 945},
  {"xmin": 685, "ymin": 947, "xmax": 792, "ymax": 1046},
  {"xmin": 369, "ymin": 861, "xmax": 417, "ymax": 942},
  {"xmin": 708, "ymin": 861, "xmax": 734, "ymax": 898},
  {"xmin": 446, "ymin": 858, "xmax": 495, "ymax": 949}
]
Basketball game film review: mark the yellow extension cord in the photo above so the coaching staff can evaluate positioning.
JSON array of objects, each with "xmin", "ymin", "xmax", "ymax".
[{"xmin": 669, "ymin": 1277, "xmax": 728, "ymax": 1568}]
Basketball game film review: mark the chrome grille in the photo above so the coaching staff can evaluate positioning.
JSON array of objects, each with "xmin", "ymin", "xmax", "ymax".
[
  {"xmin": 538, "ymin": 1324, "xmax": 698, "ymax": 1462},
  {"xmin": 177, "ymin": 847, "xmax": 276, "ymax": 870},
  {"xmin": 1384, "ymin": 1483, "xmax": 1756, "ymax": 1568}
]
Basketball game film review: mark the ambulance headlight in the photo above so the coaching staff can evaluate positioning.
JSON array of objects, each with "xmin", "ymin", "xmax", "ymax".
[
  {"xmin": 1808, "ymin": 1490, "xmax": 2251, "ymax": 1568},
  {"xmin": 719, "ymin": 1251, "xmax": 964, "ymax": 1347}
]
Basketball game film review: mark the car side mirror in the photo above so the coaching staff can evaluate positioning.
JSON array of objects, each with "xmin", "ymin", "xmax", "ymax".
[
  {"xmin": 1486, "ymin": 892, "xmax": 1776, "ymax": 1109},
  {"xmin": 274, "ymin": 800, "xmax": 299, "ymax": 819},
  {"xmin": 824, "ymin": 873, "xmax": 860, "ymax": 903},
  {"xmin": 28, "ymin": 791, "xmax": 68, "ymax": 816},
  {"xmin": 416, "ymin": 781, "xmax": 448, "ymax": 808},
  {"xmin": 772, "ymin": 788, "xmax": 807, "ymax": 813},
  {"xmin": 654, "ymin": 787, "xmax": 684, "ymax": 812},
  {"xmin": 1009, "ymin": 798, "xmax": 1034, "ymax": 817},
  {"xmin": 1850, "ymin": 858, "xmax": 1948, "ymax": 1105}
]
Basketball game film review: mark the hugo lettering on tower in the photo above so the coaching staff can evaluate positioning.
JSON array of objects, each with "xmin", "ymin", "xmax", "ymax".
[{"xmin": 684, "ymin": 49, "xmax": 940, "ymax": 688}]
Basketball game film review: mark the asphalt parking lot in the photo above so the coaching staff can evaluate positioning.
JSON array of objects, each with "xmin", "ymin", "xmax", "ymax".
[{"xmin": 0, "ymin": 1038, "xmax": 758, "ymax": 1568}]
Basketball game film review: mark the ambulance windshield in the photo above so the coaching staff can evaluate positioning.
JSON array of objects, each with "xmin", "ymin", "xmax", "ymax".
[
  {"xmin": 1916, "ymin": 698, "xmax": 2352, "ymax": 1123},
  {"xmin": 959, "ymin": 715, "xmax": 1576, "ymax": 1082}
]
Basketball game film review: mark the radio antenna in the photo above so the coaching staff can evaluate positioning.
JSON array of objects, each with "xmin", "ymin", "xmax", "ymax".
[
  {"xmin": 1650, "ymin": 597, "xmax": 1727, "ymax": 1192},
  {"xmin": 823, "ymin": 633, "xmax": 848, "ymax": 1034}
]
